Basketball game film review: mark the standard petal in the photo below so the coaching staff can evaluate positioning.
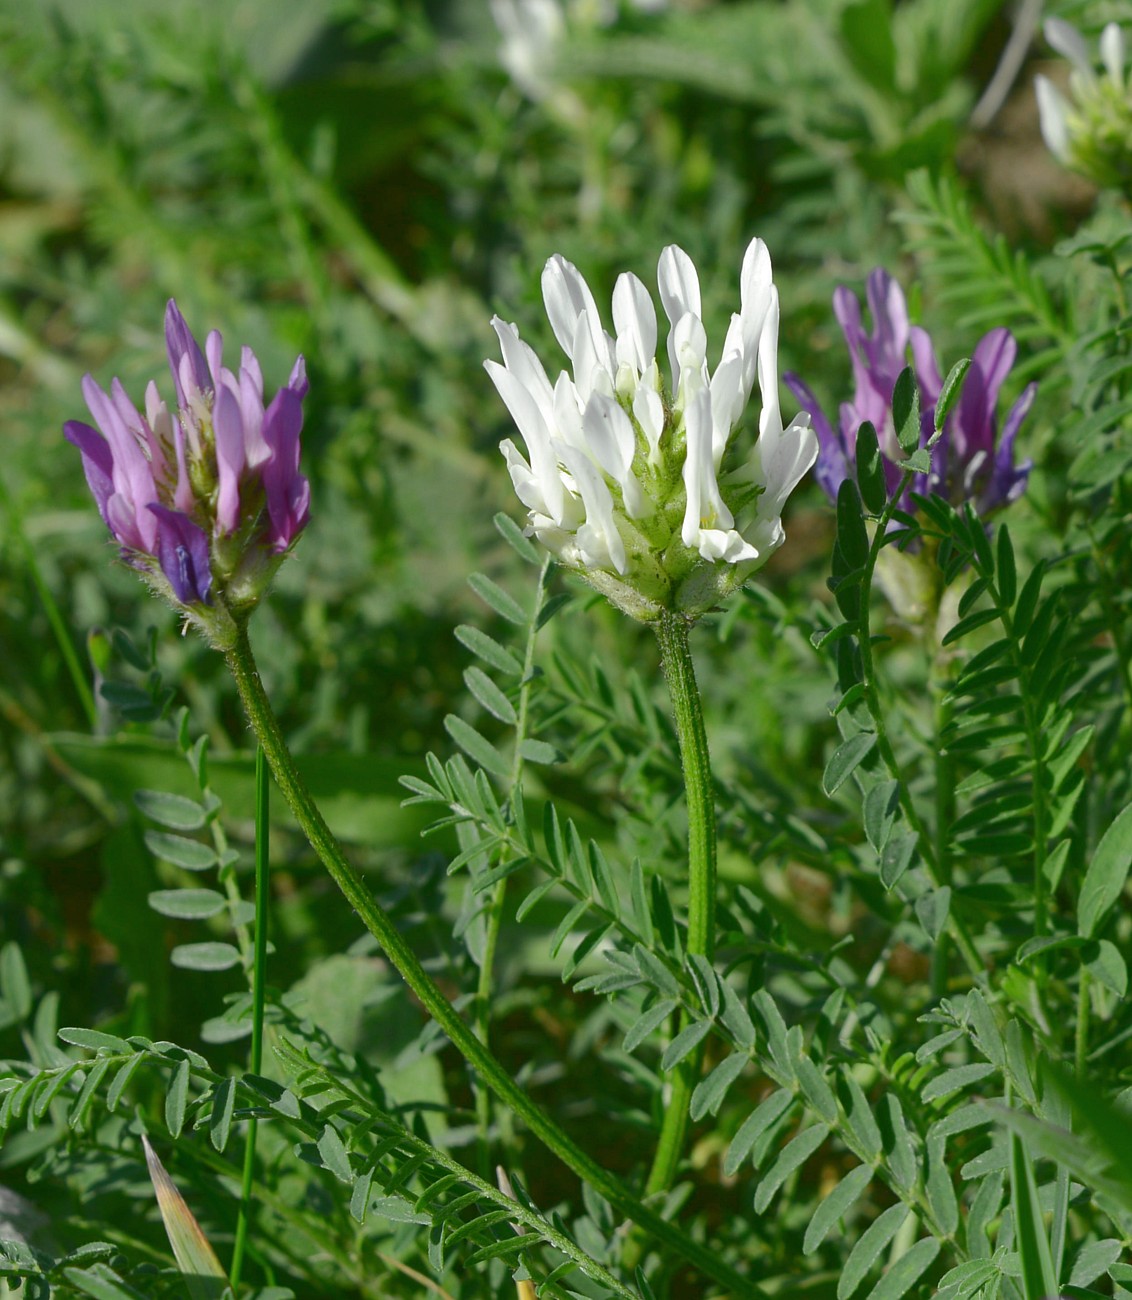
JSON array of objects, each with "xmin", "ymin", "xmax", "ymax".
[
  {"xmin": 1044, "ymin": 17, "xmax": 1094, "ymax": 80},
  {"xmin": 164, "ymin": 301, "xmax": 209, "ymax": 409},
  {"xmin": 64, "ymin": 420, "xmax": 116, "ymax": 526},
  {"xmin": 213, "ymin": 374, "xmax": 247, "ymax": 534},
  {"xmin": 1100, "ymin": 23, "xmax": 1126, "ymax": 86},
  {"xmin": 1034, "ymin": 76, "xmax": 1071, "ymax": 160},
  {"xmin": 657, "ymin": 245, "xmax": 702, "ymax": 328},
  {"xmin": 260, "ymin": 387, "xmax": 310, "ymax": 550},
  {"xmin": 541, "ymin": 255, "xmax": 610, "ymax": 373},
  {"xmin": 611, "ymin": 272, "xmax": 657, "ymax": 375}
]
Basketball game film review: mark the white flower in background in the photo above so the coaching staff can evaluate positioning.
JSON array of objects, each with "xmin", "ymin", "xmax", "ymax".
[
  {"xmin": 485, "ymin": 239, "xmax": 817, "ymax": 621},
  {"xmin": 490, "ymin": 0, "xmax": 566, "ymax": 102},
  {"xmin": 489, "ymin": 0, "xmax": 666, "ymax": 112},
  {"xmin": 1035, "ymin": 18, "xmax": 1132, "ymax": 191}
]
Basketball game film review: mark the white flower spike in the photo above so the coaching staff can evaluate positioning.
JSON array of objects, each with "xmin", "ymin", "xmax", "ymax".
[
  {"xmin": 1035, "ymin": 18, "xmax": 1132, "ymax": 192},
  {"xmin": 485, "ymin": 239, "xmax": 817, "ymax": 621}
]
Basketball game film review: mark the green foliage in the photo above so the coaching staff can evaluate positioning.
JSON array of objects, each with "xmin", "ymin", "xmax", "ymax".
[{"xmin": 5, "ymin": 0, "xmax": 1132, "ymax": 1296}]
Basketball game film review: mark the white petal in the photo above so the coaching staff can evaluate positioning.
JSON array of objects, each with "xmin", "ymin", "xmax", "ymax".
[
  {"xmin": 695, "ymin": 527, "xmax": 759, "ymax": 563},
  {"xmin": 491, "ymin": 317, "xmax": 556, "ymax": 414},
  {"xmin": 1044, "ymin": 18, "xmax": 1094, "ymax": 80},
  {"xmin": 542, "ymin": 255, "xmax": 612, "ymax": 373},
  {"xmin": 583, "ymin": 392, "xmax": 651, "ymax": 519},
  {"xmin": 582, "ymin": 391, "xmax": 634, "ymax": 479},
  {"xmin": 752, "ymin": 413, "xmax": 818, "ymax": 516},
  {"xmin": 756, "ymin": 288, "xmax": 784, "ymax": 441},
  {"xmin": 1100, "ymin": 22, "xmax": 1126, "ymax": 86},
  {"xmin": 671, "ymin": 311, "xmax": 709, "ymax": 403},
  {"xmin": 1034, "ymin": 75, "xmax": 1071, "ymax": 160},
  {"xmin": 709, "ymin": 352, "xmax": 745, "ymax": 463},
  {"xmin": 657, "ymin": 245, "xmax": 702, "ymax": 326},
  {"xmin": 570, "ymin": 309, "xmax": 613, "ymax": 403},
  {"xmin": 682, "ymin": 388, "xmax": 734, "ymax": 554},
  {"xmin": 612, "ymin": 272, "xmax": 657, "ymax": 374},
  {"xmin": 554, "ymin": 440, "xmax": 627, "ymax": 573},
  {"xmin": 633, "ymin": 383, "xmax": 665, "ymax": 462},
  {"xmin": 499, "ymin": 437, "xmax": 544, "ymax": 512},
  {"xmin": 552, "ymin": 372, "xmax": 587, "ymax": 452},
  {"xmin": 738, "ymin": 237, "xmax": 773, "ymax": 317},
  {"xmin": 485, "ymin": 359, "xmax": 566, "ymax": 522}
]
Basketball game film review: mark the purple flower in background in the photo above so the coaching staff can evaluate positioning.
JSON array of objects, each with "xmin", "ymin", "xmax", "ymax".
[
  {"xmin": 65, "ymin": 301, "xmax": 310, "ymax": 616},
  {"xmin": 784, "ymin": 269, "xmax": 1034, "ymax": 516}
]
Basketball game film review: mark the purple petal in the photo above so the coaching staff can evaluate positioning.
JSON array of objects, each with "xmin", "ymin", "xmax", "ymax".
[
  {"xmin": 164, "ymin": 301, "xmax": 209, "ymax": 410},
  {"xmin": 287, "ymin": 355, "xmax": 309, "ymax": 401},
  {"xmin": 955, "ymin": 328, "xmax": 1016, "ymax": 463},
  {"xmin": 982, "ymin": 381, "xmax": 1036, "ymax": 510},
  {"xmin": 80, "ymin": 374, "xmax": 158, "ymax": 551},
  {"xmin": 909, "ymin": 326, "xmax": 942, "ymax": 411},
  {"xmin": 213, "ymin": 375, "xmax": 247, "ymax": 534},
  {"xmin": 863, "ymin": 268, "xmax": 909, "ymax": 375},
  {"xmin": 784, "ymin": 372, "xmax": 848, "ymax": 502},
  {"xmin": 148, "ymin": 504, "xmax": 213, "ymax": 604},
  {"xmin": 64, "ymin": 420, "xmax": 116, "ymax": 527},
  {"xmin": 261, "ymin": 386, "xmax": 310, "ymax": 550}
]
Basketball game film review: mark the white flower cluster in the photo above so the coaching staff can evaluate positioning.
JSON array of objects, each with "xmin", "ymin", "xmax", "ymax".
[
  {"xmin": 1035, "ymin": 18, "xmax": 1131, "ymax": 190},
  {"xmin": 485, "ymin": 239, "xmax": 816, "ymax": 620}
]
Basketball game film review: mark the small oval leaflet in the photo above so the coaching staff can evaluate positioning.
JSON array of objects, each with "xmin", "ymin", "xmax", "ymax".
[
  {"xmin": 170, "ymin": 942, "xmax": 243, "ymax": 972},
  {"xmin": 148, "ymin": 889, "xmax": 227, "ymax": 920},
  {"xmin": 133, "ymin": 789, "xmax": 208, "ymax": 831}
]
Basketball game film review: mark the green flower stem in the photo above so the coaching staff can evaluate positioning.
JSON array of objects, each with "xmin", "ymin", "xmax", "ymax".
[
  {"xmin": 641, "ymin": 612, "xmax": 716, "ymax": 1201},
  {"xmin": 230, "ymin": 743, "xmax": 270, "ymax": 1291},
  {"xmin": 930, "ymin": 688, "xmax": 955, "ymax": 999},
  {"xmin": 474, "ymin": 557, "xmax": 551, "ymax": 1178},
  {"xmin": 1075, "ymin": 965, "xmax": 1091, "ymax": 1078},
  {"xmin": 224, "ymin": 617, "xmax": 761, "ymax": 1299}
]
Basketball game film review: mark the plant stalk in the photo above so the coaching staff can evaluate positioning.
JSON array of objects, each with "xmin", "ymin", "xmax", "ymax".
[
  {"xmin": 230, "ymin": 744, "xmax": 270, "ymax": 1291},
  {"xmin": 223, "ymin": 616, "xmax": 760, "ymax": 1298},
  {"xmin": 641, "ymin": 612, "xmax": 717, "ymax": 1200}
]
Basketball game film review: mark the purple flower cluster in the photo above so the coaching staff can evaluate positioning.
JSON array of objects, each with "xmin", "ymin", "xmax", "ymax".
[
  {"xmin": 784, "ymin": 269, "xmax": 1035, "ymax": 516},
  {"xmin": 65, "ymin": 302, "xmax": 310, "ymax": 608}
]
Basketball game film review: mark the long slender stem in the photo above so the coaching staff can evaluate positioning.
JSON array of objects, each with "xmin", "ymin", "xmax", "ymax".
[
  {"xmin": 474, "ymin": 557, "xmax": 550, "ymax": 1178},
  {"xmin": 641, "ymin": 613, "xmax": 716, "ymax": 1200},
  {"xmin": 224, "ymin": 616, "xmax": 761, "ymax": 1298},
  {"xmin": 930, "ymin": 687, "xmax": 954, "ymax": 999},
  {"xmin": 230, "ymin": 744, "xmax": 270, "ymax": 1291},
  {"xmin": 1075, "ymin": 966, "xmax": 1091, "ymax": 1078}
]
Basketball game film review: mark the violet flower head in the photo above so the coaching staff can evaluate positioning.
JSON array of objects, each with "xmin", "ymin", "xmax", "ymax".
[
  {"xmin": 65, "ymin": 301, "xmax": 310, "ymax": 633},
  {"xmin": 784, "ymin": 269, "xmax": 1034, "ymax": 517}
]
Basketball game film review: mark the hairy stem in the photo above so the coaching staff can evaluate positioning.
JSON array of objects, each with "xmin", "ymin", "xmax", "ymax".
[
  {"xmin": 224, "ymin": 616, "xmax": 761, "ymax": 1297},
  {"xmin": 230, "ymin": 744, "xmax": 270, "ymax": 1290}
]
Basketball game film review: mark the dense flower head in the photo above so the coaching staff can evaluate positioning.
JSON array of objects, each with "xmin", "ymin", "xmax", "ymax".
[
  {"xmin": 485, "ymin": 239, "xmax": 818, "ymax": 621},
  {"xmin": 784, "ymin": 269, "xmax": 1035, "ymax": 518},
  {"xmin": 65, "ymin": 301, "xmax": 309, "ymax": 630},
  {"xmin": 1035, "ymin": 18, "xmax": 1132, "ymax": 192}
]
